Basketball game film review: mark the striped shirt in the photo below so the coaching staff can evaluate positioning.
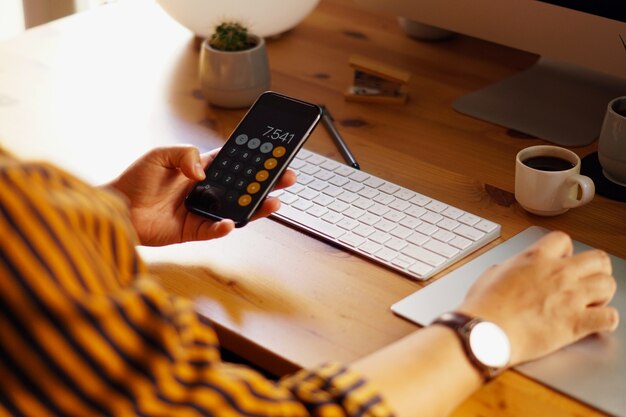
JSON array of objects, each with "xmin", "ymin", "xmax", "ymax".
[{"xmin": 0, "ymin": 151, "xmax": 393, "ymax": 417}]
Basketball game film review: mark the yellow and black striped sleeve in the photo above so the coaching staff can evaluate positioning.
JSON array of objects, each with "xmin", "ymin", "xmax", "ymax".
[{"xmin": 0, "ymin": 153, "xmax": 394, "ymax": 417}]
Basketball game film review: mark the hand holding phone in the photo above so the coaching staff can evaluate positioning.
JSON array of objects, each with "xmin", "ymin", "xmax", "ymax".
[{"xmin": 185, "ymin": 92, "xmax": 322, "ymax": 227}]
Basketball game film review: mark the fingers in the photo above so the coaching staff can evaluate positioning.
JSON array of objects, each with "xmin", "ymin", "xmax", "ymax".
[
  {"xmin": 274, "ymin": 169, "xmax": 297, "ymax": 190},
  {"xmin": 251, "ymin": 197, "xmax": 281, "ymax": 221},
  {"xmin": 562, "ymin": 249, "xmax": 612, "ymax": 281},
  {"xmin": 154, "ymin": 146, "xmax": 205, "ymax": 180},
  {"xmin": 523, "ymin": 231, "xmax": 574, "ymax": 260},
  {"xmin": 577, "ymin": 307, "xmax": 620, "ymax": 337},
  {"xmin": 200, "ymin": 148, "xmax": 221, "ymax": 168},
  {"xmin": 579, "ymin": 273, "xmax": 617, "ymax": 307},
  {"xmin": 196, "ymin": 219, "xmax": 235, "ymax": 240}
]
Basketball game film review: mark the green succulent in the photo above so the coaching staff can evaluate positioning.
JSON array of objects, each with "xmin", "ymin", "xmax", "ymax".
[{"xmin": 209, "ymin": 22, "xmax": 254, "ymax": 52}]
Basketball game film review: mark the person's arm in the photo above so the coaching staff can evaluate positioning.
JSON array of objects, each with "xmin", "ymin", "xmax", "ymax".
[
  {"xmin": 352, "ymin": 231, "xmax": 618, "ymax": 417},
  {"xmin": 0, "ymin": 154, "xmax": 388, "ymax": 417}
]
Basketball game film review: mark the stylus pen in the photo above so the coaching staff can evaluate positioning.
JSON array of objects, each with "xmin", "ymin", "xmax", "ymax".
[{"xmin": 319, "ymin": 105, "xmax": 361, "ymax": 170}]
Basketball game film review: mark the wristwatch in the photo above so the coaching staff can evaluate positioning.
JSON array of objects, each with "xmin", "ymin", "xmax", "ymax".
[{"xmin": 432, "ymin": 311, "xmax": 511, "ymax": 382}]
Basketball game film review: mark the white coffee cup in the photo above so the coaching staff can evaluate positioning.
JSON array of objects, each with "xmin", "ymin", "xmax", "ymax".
[
  {"xmin": 515, "ymin": 145, "xmax": 595, "ymax": 216},
  {"xmin": 598, "ymin": 96, "xmax": 626, "ymax": 186}
]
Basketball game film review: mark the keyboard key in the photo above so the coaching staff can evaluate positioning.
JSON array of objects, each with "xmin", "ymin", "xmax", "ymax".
[
  {"xmin": 292, "ymin": 198, "xmax": 313, "ymax": 211},
  {"xmin": 385, "ymin": 237, "xmax": 408, "ymax": 252},
  {"xmin": 458, "ymin": 213, "xmax": 481, "ymax": 226},
  {"xmin": 328, "ymin": 200, "xmax": 350, "ymax": 213},
  {"xmin": 392, "ymin": 255, "xmax": 415, "ymax": 269},
  {"xmin": 426, "ymin": 200, "xmax": 448, "ymax": 213},
  {"xmin": 322, "ymin": 211, "xmax": 343, "ymax": 224},
  {"xmin": 401, "ymin": 245, "xmax": 446, "ymax": 267},
  {"xmin": 408, "ymin": 260, "xmax": 434, "ymax": 277},
  {"xmin": 359, "ymin": 240, "xmax": 382, "ymax": 255},
  {"xmin": 476, "ymin": 219, "xmax": 499, "ymax": 233},
  {"xmin": 354, "ymin": 197, "xmax": 374, "ymax": 210},
  {"xmin": 337, "ymin": 191, "xmax": 359, "ymax": 204},
  {"xmin": 424, "ymin": 239, "xmax": 459, "ymax": 258},
  {"xmin": 339, "ymin": 233, "xmax": 366, "ymax": 247},
  {"xmin": 374, "ymin": 193, "xmax": 394, "ymax": 205},
  {"xmin": 329, "ymin": 175, "xmax": 349, "ymax": 187},
  {"xmin": 455, "ymin": 224, "xmax": 485, "ymax": 241},
  {"xmin": 394, "ymin": 188, "xmax": 415, "ymax": 201},
  {"xmin": 407, "ymin": 231, "xmax": 429, "ymax": 246},
  {"xmin": 322, "ymin": 185, "xmax": 343, "ymax": 197},
  {"xmin": 358, "ymin": 186, "xmax": 379, "ymax": 199},
  {"xmin": 450, "ymin": 235, "xmax": 472, "ymax": 250},
  {"xmin": 349, "ymin": 171, "xmax": 370, "ymax": 182},
  {"xmin": 337, "ymin": 217, "xmax": 360, "ymax": 231},
  {"xmin": 369, "ymin": 230, "xmax": 391, "ymax": 244},
  {"xmin": 279, "ymin": 192, "xmax": 298, "ymax": 205},
  {"xmin": 379, "ymin": 183, "xmax": 400, "ymax": 194},
  {"xmin": 364, "ymin": 177, "xmax": 385, "ymax": 188},
  {"xmin": 312, "ymin": 193, "xmax": 334, "ymax": 207},
  {"xmin": 375, "ymin": 247, "xmax": 399, "ymax": 262},
  {"xmin": 353, "ymin": 224, "xmax": 376, "ymax": 238},
  {"xmin": 343, "ymin": 207, "xmax": 365, "ymax": 219},
  {"xmin": 334, "ymin": 165, "xmax": 354, "ymax": 177},
  {"xmin": 306, "ymin": 205, "xmax": 328, "ymax": 218}
]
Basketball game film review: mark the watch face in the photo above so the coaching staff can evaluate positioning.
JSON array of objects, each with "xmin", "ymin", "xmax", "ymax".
[{"xmin": 469, "ymin": 321, "xmax": 511, "ymax": 368}]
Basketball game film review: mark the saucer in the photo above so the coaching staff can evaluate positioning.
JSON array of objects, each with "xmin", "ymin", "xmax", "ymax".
[{"xmin": 580, "ymin": 152, "xmax": 626, "ymax": 203}]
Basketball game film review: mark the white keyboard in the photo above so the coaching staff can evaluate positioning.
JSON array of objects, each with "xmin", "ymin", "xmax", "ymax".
[{"xmin": 270, "ymin": 149, "xmax": 501, "ymax": 280}]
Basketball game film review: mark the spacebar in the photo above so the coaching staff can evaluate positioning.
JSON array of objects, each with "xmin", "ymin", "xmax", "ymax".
[{"xmin": 277, "ymin": 205, "xmax": 345, "ymax": 239}]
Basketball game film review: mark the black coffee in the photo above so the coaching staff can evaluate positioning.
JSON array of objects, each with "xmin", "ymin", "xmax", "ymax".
[{"xmin": 522, "ymin": 156, "xmax": 574, "ymax": 171}]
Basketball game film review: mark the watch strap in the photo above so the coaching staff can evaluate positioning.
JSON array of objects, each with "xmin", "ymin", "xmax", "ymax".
[{"xmin": 432, "ymin": 311, "xmax": 503, "ymax": 382}]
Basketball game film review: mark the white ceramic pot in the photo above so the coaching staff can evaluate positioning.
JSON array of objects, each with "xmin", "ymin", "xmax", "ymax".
[
  {"xmin": 156, "ymin": 0, "xmax": 320, "ymax": 39},
  {"xmin": 199, "ymin": 35, "xmax": 270, "ymax": 109}
]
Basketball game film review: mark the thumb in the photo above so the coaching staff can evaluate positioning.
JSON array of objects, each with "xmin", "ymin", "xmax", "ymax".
[{"xmin": 154, "ymin": 146, "xmax": 205, "ymax": 180}]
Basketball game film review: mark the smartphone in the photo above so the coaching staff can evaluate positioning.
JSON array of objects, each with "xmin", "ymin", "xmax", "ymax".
[{"xmin": 185, "ymin": 91, "xmax": 322, "ymax": 227}]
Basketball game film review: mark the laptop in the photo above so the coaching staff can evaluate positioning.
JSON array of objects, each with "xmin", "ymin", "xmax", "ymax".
[{"xmin": 392, "ymin": 226, "xmax": 626, "ymax": 417}]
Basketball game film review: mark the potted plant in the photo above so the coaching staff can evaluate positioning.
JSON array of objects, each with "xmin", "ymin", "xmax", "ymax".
[{"xmin": 199, "ymin": 21, "xmax": 270, "ymax": 109}]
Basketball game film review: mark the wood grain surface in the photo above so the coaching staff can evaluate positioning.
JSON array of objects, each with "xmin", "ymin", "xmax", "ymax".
[{"xmin": 1, "ymin": 1, "xmax": 623, "ymax": 416}]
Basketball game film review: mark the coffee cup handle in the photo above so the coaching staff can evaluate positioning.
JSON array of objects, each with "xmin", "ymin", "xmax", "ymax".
[{"xmin": 561, "ymin": 174, "xmax": 595, "ymax": 208}]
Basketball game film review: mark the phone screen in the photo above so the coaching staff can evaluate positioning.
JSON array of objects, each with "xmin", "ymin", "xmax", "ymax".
[{"xmin": 185, "ymin": 92, "xmax": 321, "ymax": 226}]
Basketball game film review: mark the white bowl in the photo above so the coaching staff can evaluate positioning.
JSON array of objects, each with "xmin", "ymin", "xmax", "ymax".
[{"xmin": 156, "ymin": 0, "xmax": 320, "ymax": 38}]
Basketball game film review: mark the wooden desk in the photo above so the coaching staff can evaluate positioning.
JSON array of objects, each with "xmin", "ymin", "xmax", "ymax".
[{"xmin": 1, "ymin": 1, "xmax": 624, "ymax": 416}]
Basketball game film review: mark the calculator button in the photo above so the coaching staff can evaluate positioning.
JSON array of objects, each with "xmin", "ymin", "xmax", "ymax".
[
  {"xmin": 194, "ymin": 184, "xmax": 224, "ymax": 210},
  {"xmin": 238, "ymin": 194, "xmax": 252, "ymax": 207},
  {"xmin": 208, "ymin": 170, "xmax": 222, "ymax": 180},
  {"xmin": 256, "ymin": 170, "xmax": 269, "ymax": 182},
  {"xmin": 217, "ymin": 158, "xmax": 231, "ymax": 169},
  {"xmin": 244, "ymin": 167, "xmax": 256, "ymax": 177},
  {"xmin": 225, "ymin": 191, "xmax": 239, "ymax": 203},
  {"xmin": 239, "ymin": 150, "xmax": 253, "ymax": 161},
  {"xmin": 235, "ymin": 134, "xmax": 248, "ymax": 145},
  {"xmin": 252, "ymin": 155, "xmax": 264, "ymax": 165},
  {"xmin": 234, "ymin": 178, "xmax": 247, "ymax": 189},
  {"xmin": 231, "ymin": 162, "xmax": 244, "ymax": 173},
  {"xmin": 273, "ymin": 146, "xmax": 287, "ymax": 157},
  {"xmin": 247, "ymin": 182, "xmax": 261, "ymax": 194},
  {"xmin": 247, "ymin": 138, "xmax": 261, "ymax": 149},
  {"xmin": 225, "ymin": 147, "xmax": 239, "ymax": 157},
  {"xmin": 260, "ymin": 142, "xmax": 274, "ymax": 153},
  {"xmin": 264, "ymin": 158, "xmax": 278, "ymax": 170},
  {"xmin": 222, "ymin": 174, "xmax": 235, "ymax": 185}
]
